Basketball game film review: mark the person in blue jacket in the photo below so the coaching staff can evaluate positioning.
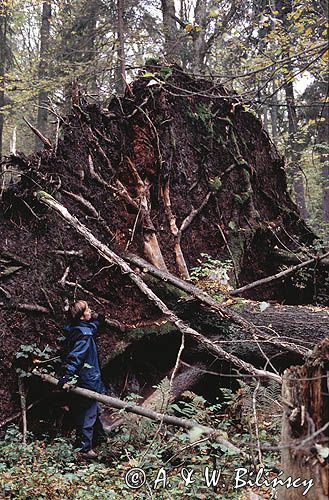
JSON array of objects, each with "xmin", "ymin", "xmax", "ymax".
[{"xmin": 58, "ymin": 300, "xmax": 107, "ymax": 458}]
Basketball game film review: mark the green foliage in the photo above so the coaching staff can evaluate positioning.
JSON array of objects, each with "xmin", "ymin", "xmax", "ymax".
[
  {"xmin": 15, "ymin": 343, "xmax": 57, "ymax": 379},
  {"xmin": 208, "ymin": 176, "xmax": 222, "ymax": 191},
  {"xmin": 0, "ymin": 385, "xmax": 282, "ymax": 499},
  {"xmin": 233, "ymin": 192, "xmax": 251, "ymax": 206}
]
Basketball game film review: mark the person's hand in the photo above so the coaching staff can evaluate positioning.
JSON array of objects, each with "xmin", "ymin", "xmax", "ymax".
[{"xmin": 97, "ymin": 313, "xmax": 106, "ymax": 325}]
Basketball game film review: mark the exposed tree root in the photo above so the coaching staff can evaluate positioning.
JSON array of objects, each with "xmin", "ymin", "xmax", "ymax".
[{"xmin": 35, "ymin": 191, "xmax": 281, "ymax": 383}]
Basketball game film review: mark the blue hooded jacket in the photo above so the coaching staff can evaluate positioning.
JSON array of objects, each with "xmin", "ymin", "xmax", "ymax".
[{"xmin": 60, "ymin": 318, "xmax": 106, "ymax": 394}]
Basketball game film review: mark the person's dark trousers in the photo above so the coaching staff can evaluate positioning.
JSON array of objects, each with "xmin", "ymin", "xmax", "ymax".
[{"xmin": 70, "ymin": 395, "xmax": 107, "ymax": 452}]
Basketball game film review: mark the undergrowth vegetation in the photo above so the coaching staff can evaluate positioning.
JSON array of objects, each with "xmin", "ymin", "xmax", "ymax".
[{"xmin": 0, "ymin": 386, "xmax": 281, "ymax": 499}]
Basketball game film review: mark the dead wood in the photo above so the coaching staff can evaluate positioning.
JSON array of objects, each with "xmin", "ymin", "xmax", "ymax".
[
  {"xmin": 122, "ymin": 252, "xmax": 311, "ymax": 358},
  {"xmin": 23, "ymin": 117, "xmax": 52, "ymax": 149},
  {"xmin": 0, "ymin": 400, "xmax": 40, "ymax": 430},
  {"xmin": 0, "ymin": 303, "xmax": 50, "ymax": 314},
  {"xmin": 279, "ymin": 339, "xmax": 329, "ymax": 499},
  {"xmin": 18, "ymin": 377, "xmax": 27, "ymax": 444},
  {"xmin": 105, "ymin": 365, "xmax": 205, "ymax": 432},
  {"xmin": 230, "ymin": 250, "xmax": 329, "ymax": 297},
  {"xmin": 35, "ymin": 191, "xmax": 281, "ymax": 383},
  {"xmin": 34, "ymin": 370, "xmax": 244, "ymax": 455},
  {"xmin": 273, "ymin": 248, "xmax": 329, "ymax": 268}
]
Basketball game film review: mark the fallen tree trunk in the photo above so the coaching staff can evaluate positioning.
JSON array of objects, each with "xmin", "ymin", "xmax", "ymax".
[
  {"xmin": 123, "ymin": 252, "xmax": 311, "ymax": 358},
  {"xmin": 34, "ymin": 370, "xmax": 243, "ymax": 455},
  {"xmin": 279, "ymin": 339, "xmax": 329, "ymax": 499},
  {"xmin": 35, "ymin": 191, "xmax": 281, "ymax": 383}
]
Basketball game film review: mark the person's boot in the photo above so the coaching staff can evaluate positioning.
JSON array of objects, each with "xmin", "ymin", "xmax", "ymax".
[{"xmin": 78, "ymin": 449, "xmax": 98, "ymax": 459}]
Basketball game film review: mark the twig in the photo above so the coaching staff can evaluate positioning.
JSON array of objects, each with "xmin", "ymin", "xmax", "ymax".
[
  {"xmin": 58, "ymin": 266, "xmax": 70, "ymax": 287},
  {"xmin": 252, "ymin": 380, "xmax": 264, "ymax": 467},
  {"xmin": 41, "ymin": 288, "xmax": 55, "ymax": 315},
  {"xmin": 54, "ymin": 117, "xmax": 60, "ymax": 155},
  {"xmin": 0, "ymin": 400, "xmax": 41, "ymax": 430},
  {"xmin": 65, "ymin": 280, "xmax": 111, "ymax": 306},
  {"xmin": 170, "ymin": 333, "xmax": 185, "ymax": 395}
]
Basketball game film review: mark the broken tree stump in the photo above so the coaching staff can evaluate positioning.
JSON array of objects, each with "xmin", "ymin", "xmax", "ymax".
[{"xmin": 279, "ymin": 339, "xmax": 329, "ymax": 499}]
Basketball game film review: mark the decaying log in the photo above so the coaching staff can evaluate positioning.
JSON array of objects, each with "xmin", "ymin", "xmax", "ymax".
[
  {"xmin": 123, "ymin": 252, "xmax": 311, "ymax": 358},
  {"xmin": 34, "ymin": 191, "xmax": 281, "ymax": 383},
  {"xmin": 34, "ymin": 370, "xmax": 243, "ymax": 455},
  {"xmin": 279, "ymin": 339, "xmax": 329, "ymax": 500}
]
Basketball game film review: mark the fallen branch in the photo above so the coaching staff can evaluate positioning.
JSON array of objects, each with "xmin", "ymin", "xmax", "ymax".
[
  {"xmin": 34, "ymin": 191, "xmax": 281, "ymax": 383},
  {"xmin": 230, "ymin": 250, "xmax": 329, "ymax": 297},
  {"xmin": 34, "ymin": 370, "xmax": 244, "ymax": 455},
  {"xmin": 14, "ymin": 304, "xmax": 50, "ymax": 314}
]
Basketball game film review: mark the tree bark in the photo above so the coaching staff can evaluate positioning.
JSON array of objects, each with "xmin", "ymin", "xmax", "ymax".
[
  {"xmin": 276, "ymin": 0, "xmax": 308, "ymax": 218},
  {"xmin": 284, "ymin": 79, "xmax": 308, "ymax": 219},
  {"xmin": 191, "ymin": 0, "xmax": 208, "ymax": 73},
  {"xmin": 36, "ymin": 2, "xmax": 51, "ymax": 150}
]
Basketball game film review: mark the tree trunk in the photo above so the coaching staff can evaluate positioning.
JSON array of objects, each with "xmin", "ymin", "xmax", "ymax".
[
  {"xmin": 276, "ymin": 0, "xmax": 308, "ymax": 218},
  {"xmin": 36, "ymin": 2, "xmax": 51, "ymax": 150},
  {"xmin": 0, "ymin": 5, "xmax": 7, "ymax": 161},
  {"xmin": 284, "ymin": 79, "xmax": 308, "ymax": 219},
  {"xmin": 116, "ymin": 0, "xmax": 126, "ymax": 94},
  {"xmin": 161, "ymin": 0, "xmax": 179, "ymax": 62},
  {"xmin": 279, "ymin": 339, "xmax": 329, "ymax": 499},
  {"xmin": 191, "ymin": 0, "xmax": 208, "ymax": 73},
  {"xmin": 320, "ymin": 77, "xmax": 329, "ymax": 223}
]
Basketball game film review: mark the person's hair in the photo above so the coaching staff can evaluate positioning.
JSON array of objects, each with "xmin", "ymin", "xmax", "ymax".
[{"xmin": 69, "ymin": 300, "xmax": 88, "ymax": 322}]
